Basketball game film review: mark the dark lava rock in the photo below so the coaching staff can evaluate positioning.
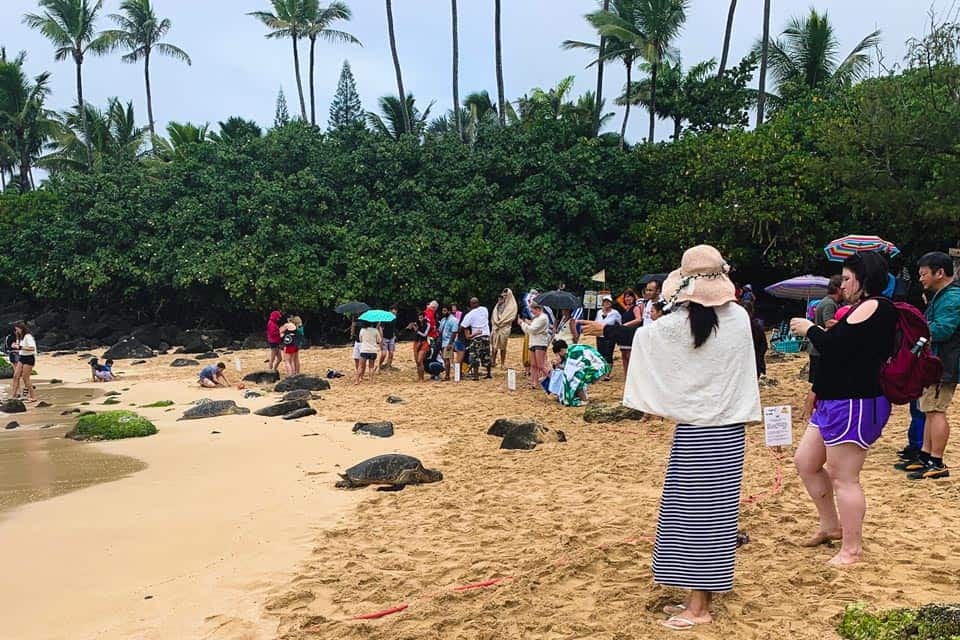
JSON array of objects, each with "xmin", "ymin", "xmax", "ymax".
[
  {"xmin": 582, "ymin": 403, "xmax": 645, "ymax": 424},
  {"xmin": 254, "ymin": 399, "xmax": 309, "ymax": 417},
  {"xmin": 353, "ymin": 421, "xmax": 394, "ymax": 438},
  {"xmin": 105, "ymin": 391, "xmax": 121, "ymax": 397},
  {"xmin": 131, "ymin": 360, "xmax": 147, "ymax": 365},
  {"xmin": 77, "ymin": 353, "xmax": 96, "ymax": 359},
  {"xmin": 243, "ymin": 390, "xmax": 263, "ymax": 399},
  {"xmin": 242, "ymin": 334, "xmax": 269, "ymax": 350},
  {"xmin": 1, "ymin": 399, "xmax": 27, "ymax": 413},
  {"xmin": 51, "ymin": 350, "xmax": 76, "ymax": 357},
  {"xmin": 179, "ymin": 400, "xmax": 250, "ymax": 420},
  {"xmin": 36, "ymin": 401, "xmax": 51, "ymax": 407},
  {"xmin": 274, "ymin": 375, "xmax": 330, "ymax": 393},
  {"xmin": 386, "ymin": 395, "xmax": 404, "ymax": 404},
  {"xmin": 129, "ymin": 324, "xmax": 163, "ymax": 349},
  {"xmin": 49, "ymin": 379, "xmax": 63, "ymax": 384},
  {"xmin": 281, "ymin": 389, "xmax": 313, "ymax": 402},
  {"xmin": 197, "ymin": 351, "xmax": 219, "ymax": 360},
  {"xmin": 5, "ymin": 421, "xmax": 18, "ymax": 429},
  {"xmin": 179, "ymin": 331, "xmax": 214, "ymax": 354},
  {"xmin": 102, "ymin": 337, "xmax": 155, "ymax": 361},
  {"xmin": 488, "ymin": 418, "xmax": 567, "ymax": 450},
  {"xmin": 243, "ymin": 370, "xmax": 280, "ymax": 384},
  {"xmin": 282, "ymin": 407, "xmax": 317, "ymax": 420},
  {"xmin": 170, "ymin": 358, "xmax": 199, "ymax": 367}
]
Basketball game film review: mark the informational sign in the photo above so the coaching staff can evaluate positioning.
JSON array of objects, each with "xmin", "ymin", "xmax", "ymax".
[
  {"xmin": 583, "ymin": 290, "xmax": 597, "ymax": 310},
  {"xmin": 454, "ymin": 361, "xmax": 461, "ymax": 382},
  {"xmin": 507, "ymin": 368, "xmax": 517, "ymax": 391},
  {"xmin": 597, "ymin": 290, "xmax": 611, "ymax": 309},
  {"xmin": 950, "ymin": 248, "xmax": 960, "ymax": 280},
  {"xmin": 763, "ymin": 405, "xmax": 793, "ymax": 447}
]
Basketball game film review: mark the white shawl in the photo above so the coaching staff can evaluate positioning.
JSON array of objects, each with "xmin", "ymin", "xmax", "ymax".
[{"xmin": 623, "ymin": 303, "xmax": 761, "ymax": 426}]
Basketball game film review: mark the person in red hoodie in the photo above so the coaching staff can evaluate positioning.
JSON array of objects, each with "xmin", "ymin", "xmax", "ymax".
[
  {"xmin": 424, "ymin": 301, "xmax": 440, "ymax": 340},
  {"xmin": 266, "ymin": 310, "xmax": 284, "ymax": 371}
]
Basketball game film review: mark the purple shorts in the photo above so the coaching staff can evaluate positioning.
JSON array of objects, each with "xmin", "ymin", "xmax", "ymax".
[{"xmin": 810, "ymin": 397, "xmax": 891, "ymax": 449}]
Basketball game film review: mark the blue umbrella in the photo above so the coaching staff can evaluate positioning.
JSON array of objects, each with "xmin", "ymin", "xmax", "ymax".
[{"xmin": 358, "ymin": 309, "xmax": 396, "ymax": 323}]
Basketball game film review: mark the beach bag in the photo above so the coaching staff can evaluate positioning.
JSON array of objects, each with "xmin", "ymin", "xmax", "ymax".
[{"xmin": 880, "ymin": 301, "xmax": 943, "ymax": 405}]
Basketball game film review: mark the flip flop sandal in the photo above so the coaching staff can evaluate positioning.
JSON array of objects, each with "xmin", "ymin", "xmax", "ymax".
[
  {"xmin": 662, "ymin": 604, "xmax": 687, "ymax": 616},
  {"xmin": 661, "ymin": 616, "xmax": 698, "ymax": 631}
]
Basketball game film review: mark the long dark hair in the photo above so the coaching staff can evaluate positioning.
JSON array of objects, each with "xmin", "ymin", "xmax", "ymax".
[
  {"xmin": 844, "ymin": 251, "xmax": 889, "ymax": 298},
  {"xmin": 688, "ymin": 303, "xmax": 719, "ymax": 348}
]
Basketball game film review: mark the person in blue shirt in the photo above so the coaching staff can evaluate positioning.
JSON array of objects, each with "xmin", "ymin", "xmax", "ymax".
[
  {"xmin": 438, "ymin": 305, "xmax": 460, "ymax": 381},
  {"xmin": 198, "ymin": 362, "xmax": 232, "ymax": 388}
]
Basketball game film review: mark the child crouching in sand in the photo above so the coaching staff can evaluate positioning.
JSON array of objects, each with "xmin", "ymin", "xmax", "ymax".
[{"xmin": 198, "ymin": 362, "xmax": 232, "ymax": 388}]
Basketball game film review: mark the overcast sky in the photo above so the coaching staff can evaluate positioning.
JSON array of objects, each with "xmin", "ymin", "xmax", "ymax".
[{"xmin": 2, "ymin": 0, "xmax": 948, "ymax": 143}]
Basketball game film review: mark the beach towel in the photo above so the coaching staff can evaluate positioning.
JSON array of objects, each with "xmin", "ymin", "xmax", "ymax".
[
  {"xmin": 492, "ymin": 289, "xmax": 518, "ymax": 329},
  {"xmin": 549, "ymin": 344, "xmax": 610, "ymax": 407}
]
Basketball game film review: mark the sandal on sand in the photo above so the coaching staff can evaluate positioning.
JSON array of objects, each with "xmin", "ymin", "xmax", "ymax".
[
  {"xmin": 661, "ymin": 616, "xmax": 699, "ymax": 631},
  {"xmin": 663, "ymin": 604, "xmax": 687, "ymax": 616}
]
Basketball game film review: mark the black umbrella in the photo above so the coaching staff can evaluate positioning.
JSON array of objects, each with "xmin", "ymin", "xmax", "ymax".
[
  {"xmin": 639, "ymin": 273, "xmax": 668, "ymax": 285},
  {"xmin": 535, "ymin": 290, "xmax": 581, "ymax": 310},
  {"xmin": 334, "ymin": 301, "xmax": 370, "ymax": 315}
]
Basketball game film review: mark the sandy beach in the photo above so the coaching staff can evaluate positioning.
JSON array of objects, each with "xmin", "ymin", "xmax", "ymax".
[{"xmin": 1, "ymin": 339, "xmax": 958, "ymax": 639}]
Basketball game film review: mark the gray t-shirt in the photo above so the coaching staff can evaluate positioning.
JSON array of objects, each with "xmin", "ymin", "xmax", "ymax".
[{"xmin": 810, "ymin": 297, "xmax": 839, "ymax": 357}]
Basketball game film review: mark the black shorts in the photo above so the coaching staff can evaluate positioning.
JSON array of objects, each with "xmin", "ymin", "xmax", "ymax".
[
  {"xmin": 360, "ymin": 352, "xmax": 377, "ymax": 361},
  {"xmin": 269, "ymin": 342, "xmax": 281, "ymax": 350},
  {"xmin": 7, "ymin": 352, "xmax": 19, "ymax": 364},
  {"xmin": 19, "ymin": 355, "xmax": 35, "ymax": 367},
  {"xmin": 529, "ymin": 345, "xmax": 547, "ymax": 352},
  {"xmin": 808, "ymin": 355, "xmax": 820, "ymax": 384}
]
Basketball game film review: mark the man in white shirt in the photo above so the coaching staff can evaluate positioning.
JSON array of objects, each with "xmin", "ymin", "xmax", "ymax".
[{"xmin": 460, "ymin": 297, "xmax": 491, "ymax": 380}]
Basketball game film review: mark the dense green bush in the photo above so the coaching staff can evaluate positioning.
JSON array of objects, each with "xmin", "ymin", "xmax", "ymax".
[
  {"xmin": 1, "ymin": 64, "xmax": 957, "ymax": 332},
  {"xmin": 66, "ymin": 410, "xmax": 157, "ymax": 441},
  {"xmin": 838, "ymin": 602, "xmax": 960, "ymax": 640}
]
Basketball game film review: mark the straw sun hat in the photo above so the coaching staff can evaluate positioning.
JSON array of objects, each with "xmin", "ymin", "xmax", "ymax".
[{"xmin": 661, "ymin": 245, "xmax": 736, "ymax": 309}]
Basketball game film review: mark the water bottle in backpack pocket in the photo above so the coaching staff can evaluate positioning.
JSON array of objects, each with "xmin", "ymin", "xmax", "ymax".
[{"xmin": 880, "ymin": 302, "xmax": 944, "ymax": 404}]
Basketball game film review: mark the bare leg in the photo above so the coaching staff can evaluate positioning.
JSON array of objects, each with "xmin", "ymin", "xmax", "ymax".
[
  {"xmin": 355, "ymin": 360, "xmax": 366, "ymax": 385},
  {"xmin": 826, "ymin": 443, "xmax": 869, "ymax": 565},
  {"xmin": 802, "ymin": 390, "xmax": 816, "ymax": 421},
  {"xmin": 10, "ymin": 363, "xmax": 22, "ymax": 398},
  {"xmin": 621, "ymin": 349, "xmax": 631, "ymax": 376},
  {"xmin": 925, "ymin": 411, "xmax": 950, "ymax": 458},
  {"xmin": 368, "ymin": 359, "xmax": 376, "ymax": 383},
  {"xmin": 795, "ymin": 426, "xmax": 842, "ymax": 546},
  {"xmin": 685, "ymin": 590, "xmax": 713, "ymax": 624},
  {"xmin": 443, "ymin": 357, "xmax": 451, "ymax": 380},
  {"xmin": 21, "ymin": 366, "xmax": 35, "ymax": 401}
]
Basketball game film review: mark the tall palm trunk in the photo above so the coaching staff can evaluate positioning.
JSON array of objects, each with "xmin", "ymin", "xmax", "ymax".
[
  {"xmin": 74, "ymin": 52, "xmax": 92, "ymax": 168},
  {"xmin": 494, "ymin": 0, "xmax": 505, "ymax": 126},
  {"xmin": 718, "ymin": 0, "xmax": 737, "ymax": 76},
  {"xmin": 451, "ymin": 0, "xmax": 462, "ymax": 140},
  {"xmin": 593, "ymin": 0, "xmax": 610, "ymax": 136},
  {"xmin": 647, "ymin": 61, "xmax": 658, "ymax": 143},
  {"xmin": 672, "ymin": 115, "xmax": 682, "ymax": 141},
  {"xmin": 144, "ymin": 50, "xmax": 156, "ymax": 139},
  {"xmin": 756, "ymin": 0, "xmax": 771, "ymax": 126},
  {"xmin": 385, "ymin": 0, "xmax": 411, "ymax": 134},
  {"xmin": 308, "ymin": 35, "xmax": 317, "ymax": 125},
  {"xmin": 619, "ymin": 55, "xmax": 633, "ymax": 150},
  {"xmin": 18, "ymin": 128, "xmax": 31, "ymax": 192},
  {"xmin": 291, "ymin": 35, "xmax": 308, "ymax": 121}
]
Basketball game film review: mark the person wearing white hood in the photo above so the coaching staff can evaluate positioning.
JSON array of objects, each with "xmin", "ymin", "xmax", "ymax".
[
  {"xmin": 580, "ymin": 245, "xmax": 761, "ymax": 631},
  {"xmin": 490, "ymin": 288, "xmax": 518, "ymax": 368}
]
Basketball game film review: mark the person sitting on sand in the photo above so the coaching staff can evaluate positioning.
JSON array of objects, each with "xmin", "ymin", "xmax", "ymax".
[
  {"xmin": 545, "ymin": 339, "xmax": 608, "ymax": 406},
  {"xmin": 581, "ymin": 245, "xmax": 761, "ymax": 631},
  {"xmin": 198, "ymin": 362, "xmax": 232, "ymax": 388},
  {"xmin": 89, "ymin": 358, "xmax": 116, "ymax": 382},
  {"xmin": 789, "ymin": 251, "xmax": 897, "ymax": 565}
]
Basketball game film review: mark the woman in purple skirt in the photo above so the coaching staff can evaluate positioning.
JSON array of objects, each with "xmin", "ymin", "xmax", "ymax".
[{"xmin": 790, "ymin": 251, "xmax": 897, "ymax": 565}]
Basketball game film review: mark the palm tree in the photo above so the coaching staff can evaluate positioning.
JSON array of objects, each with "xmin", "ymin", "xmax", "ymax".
[
  {"xmin": 494, "ymin": 0, "xmax": 506, "ymax": 125},
  {"xmin": 384, "ymin": 0, "xmax": 411, "ymax": 134},
  {"xmin": 210, "ymin": 117, "xmax": 263, "ymax": 143},
  {"xmin": 23, "ymin": 0, "xmax": 113, "ymax": 168},
  {"xmin": 718, "ymin": 0, "xmax": 737, "ymax": 76},
  {"xmin": 593, "ymin": 0, "xmax": 611, "ymax": 136},
  {"xmin": 0, "ymin": 51, "xmax": 53, "ymax": 192},
  {"xmin": 249, "ymin": 0, "xmax": 312, "ymax": 122},
  {"xmin": 619, "ymin": 58, "xmax": 715, "ymax": 140},
  {"xmin": 366, "ymin": 94, "xmax": 433, "ymax": 140},
  {"xmin": 756, "ymin": 0, "xmax": 771, "ymax": 125},
  {"xmin": 305, "ymin": 2, "xmax": 360, "ymax": 126},
  {"xmin": 563, "ymin": 0, "xmax": 648, "ymax": 149},
  {"xmin": 42, "ymin": 98, "xmax": 147, "ymax": 173},
  {"xmin": 101, "ymin": 0, "xmax": 191, "ymax": 140},
  {"xmin": 763, "ymin": 9, "xmax": 881, "ymax": 96},
  {"xmin": 451, "ymin": 0, "xmax": 462, "ymax": 140}
]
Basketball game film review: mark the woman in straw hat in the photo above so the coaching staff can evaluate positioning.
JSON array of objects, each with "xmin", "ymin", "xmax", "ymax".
[{"xmin": 581, "ymin": 245, "xmax": 761, "ymax": 631}]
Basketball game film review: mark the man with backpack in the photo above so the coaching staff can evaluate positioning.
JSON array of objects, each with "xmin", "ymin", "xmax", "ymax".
[{"xmin": 902, "ymin": 252, "xmax": 960, "ymax": 480}]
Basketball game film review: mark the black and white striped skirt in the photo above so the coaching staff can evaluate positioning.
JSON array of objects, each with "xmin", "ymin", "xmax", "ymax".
[{"xmin": 652, "ymin": 423, "xmax": 746, "ymax": 592}]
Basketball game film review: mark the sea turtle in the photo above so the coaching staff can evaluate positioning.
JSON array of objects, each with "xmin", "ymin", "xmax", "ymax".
[
  {"xmin": 178, "ymin": 400, "xmax": 250, "ymax": 420},
  {"xmin": 335, "ymin": 454, "xmax": 442, "ymax": 491}
]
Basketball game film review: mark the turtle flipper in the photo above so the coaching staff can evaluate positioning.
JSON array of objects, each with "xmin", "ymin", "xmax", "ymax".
[
  {"xmin": 376, "ymin": 484, "xmax": 406, "ymax": 492},
  {"xmin": 335, "ymin": 474, "xmax": 356, "ymax": 489}
]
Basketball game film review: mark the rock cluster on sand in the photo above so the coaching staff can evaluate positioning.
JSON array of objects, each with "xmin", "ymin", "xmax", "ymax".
[
  {"xmin": 353, "ymin": 421, "xmax": 394, "ymax": 438},
  {"xmin": 178, "ymin": 400, "xmax": 250, "ymax": 420},
  {"xmin": 582, "ymin": 403, "xmax": 645, "ymax": 423},
  {"xmin": 102, "ymin": 337, "xmax": 155, "ymax": 360},
  {"xmin": 66, "ymin": 410, "xmax": 157, "ymax": 441},
  {"xmin": 1, "ymin": 399, "xmax": 26, "ymax": 413},
  {"xmin": 487, "ymin": 418, "xmax": 566, "ymax": 450},
  {"xmin": 274, "ymin": 375, "xmax": 330, "ymax": 393},
  {"xmin": 170, "ymin": 358, "xmax": 199, "ymax": 367}
]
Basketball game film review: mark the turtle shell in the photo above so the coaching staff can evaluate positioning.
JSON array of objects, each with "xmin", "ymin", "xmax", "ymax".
[{"xmin": 343, "ymin": 454, "xmax": 424, "ymax": 485}]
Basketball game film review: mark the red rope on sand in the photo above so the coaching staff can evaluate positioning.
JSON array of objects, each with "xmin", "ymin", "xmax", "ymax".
[{"xmin": 350, "ymin": 604, "xmax": 409, "ymax": 620}]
